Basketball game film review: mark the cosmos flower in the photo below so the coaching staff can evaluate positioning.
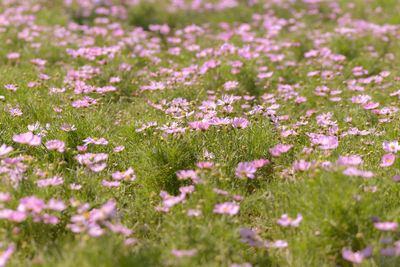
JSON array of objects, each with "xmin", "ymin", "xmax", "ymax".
[
  {"xmin": 235, "ymin": 162, "xmax": 257, "ymax": 179},
  {"xmin": 270, "ymin": 144, "xmax": 292, "ymax": 157},
  {"xmin": 380, "ymin": 154, "xmax": 395, "ymax": 167},
  {"xmin": 213, "ymin": 202, "xmax": 240, "ymax": 215},
  {"xmin": 374, "ymin": 222, "xmax": 398, "ymax": 231},
  {"xmin": 45, "ymin": 140, "xmax": 65, "ymax": 152},
  {"xmin": 276, "ymin": 214, "xmax": 303, "ymax": 227},
  {"xmin": 13, "ymin": 132, "xmax": 41, "ymax": 146}
]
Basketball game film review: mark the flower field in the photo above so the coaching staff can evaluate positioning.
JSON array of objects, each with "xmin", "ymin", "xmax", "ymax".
[{"xmin": 1, "ymin": 0, "xmax": 400, "ymax": 266}]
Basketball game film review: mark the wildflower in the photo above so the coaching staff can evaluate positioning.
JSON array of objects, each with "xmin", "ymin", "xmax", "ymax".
[
  {"xmin": 336, "ymin": 156, "xmax": 363, "ymax": 166},
  {"xmin": 60, "ymin": 123, "xmax": 76, "ymax": 132},
  {"xmin": 13, "ymin": 132, "xmax": 41, "ymax": 146},
  {"xmin": 0, "ymin": 244, "xmax": 15, "ymax": 267},
  {"xmin": 188, "ymin": 209, "xmax": 202, "ymax": 216},
  {"xmin": 83, "ymin": 137, "xmax": 108, "ymax": 146},
  {"xmin": 264, "ymin": 240, "xmax": 288, "ymax": 248},
  {"xmin": 270, "ymin": 144, "xmax": 292, "ymax": 157},
  {"xmin": 0, "ymin": 144, "xmax": 13, "ymax": 156},
  {"xmin": 223, "ymin": 81, "xmax": 239, "ymax": 90},
  {"xmin": 45, "ymin": 140, "xmax": 65, "ymax": 152},
  {"xmin": 36, "ymin": 176, "xmax": 64, "ymax": 187},
  {"xmin": 250, "ymin": 159, "xmax": 270, "ymax": 168},
  {"xmin": 343, "ymin": 167, "xmax": 374, "ymax": 178},
  {"xmin": 171, "ymin": 249, "xmax": 197, "ymax": 257},
  {"xmin": 231, "ymin": 117, "xmax": 249, "ymax": 129},
  {"xmin": 114, "ymin": 146, "xmax": 125, "ymax": 152},
  {"xmin": 213, "ymin": 202, "xmax": 240, "ymax": 215},
  {"xmin": 112, "ymin": 167, "xmax": 136, "ymax": 181},
  {"xmin": 235, "ymin": 162, "xmax": 257, "ymax": 179},
  {"xmin": 276, "ymin": 214, "xmax": 303, "ymax": 227},
  {"xmin": 374, "ymin": 222, "xmax": 398, "ymax": 231},
  {"xmin": 293, "ymin": 160, "xmax": 313, "ymax": 171},
  {"xmin": 380, "ymin": 154, "xmax": 395, "ymax": 167},
  {"xmin": 383, "ymin": 141, "xmax": 400, "ymax": 153},
  {"xmin": 342, "ymin": 246, "xmax": 373, "ymax": 263}
]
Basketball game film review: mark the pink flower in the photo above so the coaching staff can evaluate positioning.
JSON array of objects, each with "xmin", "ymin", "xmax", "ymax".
[
  {"xmin": 250, "ymin": 159, "xmax": 270, "ymax": 168},
  {"xmin": 114, "ymin": 146, "xmax": 125, "ymax": 152},
  {"xmin": 276, "ymin": 214, "xmax": 303, "ymax": 227},
  {"xmin": 382, "ymin": 141, "xmax": 400, "ymax": 153},
  {"xmin": 363, "ymin": 102, "xmax": 379, "ymax": 109},
  {"xmin": 231, "ymin": 117, "xmax": 249, "ymax": 129},
  {"xmin": 60, "ymin": 123, "xmax": 76, "ymax": 132},
  {"xmin": 189, "ymin": 121, "xmax": 209, "ymax": 130},
  {"xmin": 264, "ymin": 240, "xmax": 288, "ymax": 248},
  {"xmin": 224, "ymin": 81, "xmax": 239, "ymax": 90},
  {"xmin": 270, "ymin": 144, "xmax": 292, "ymax": 157},
  {"xmin": 13, "ymin": 132, "xmax": 41, "ymax": 146},
  {"xmin": 343, "ymin": 167, "xmax": 374, "ymax": 178},
  {"xmin": 196, "ymin": 161, "xmax": 213, "ymax": 168},
  {"xmin": 293, "ymin": 160, "xmax": 313, "ymax": 171},
  {"xmin": 83, "ymin": 137, "xmax": 108, "ymax": 146},
  {"xmin": 102, "ymin": 180, "xmax": 121, "ymax": 187},
  {"xmin": 17, "ymin": 196, "xmax": 45, "ymax": 213},
  {"xmin": 188, "ymin": 209, "xmax": 202, "ymax": 216},
  {"xmin": 36, "ymin": 176, "xmax": 64, "ymax": 187},
  {"xmin": 374, "ymin": 222, "xmax": 398, "ymax": 231},
  {"xmin": 342, "ymin": 248, "xmax": 364, "ymax": 263},
  {"xmin": 0, "ymin": 144, "xmax": 13, "ymax": 156},
  {"xmin": 336, "ymin": 156, "xmax": 363, "ymax": 166},
  {"xmin": 176, "ymin": 170, "xmax": 203, "ymax": 184},
  {"xmin": 318, "ymin": 135, "xmax": 339, "ymax": 150},
  {"xmin": 171, "ymin": 249, "xmax": 197, "ymax": 257},
  {"xmin": 236, "ymin": 162, "xmax": 257, "ymax": 179},
  {"xmin": 70, "ymin": 184, "xmax": 82, "ymax": 190},
  {"xmin": 0, "ymin": 244, "xmax": 15, "ymax": 267},
  {"xmin": 380, "ymin": 154, "xmax": 395, "ymax": 167},
  {"xmin": 7, "ymin": 52, "xmax": 19, "ymax": 59},
  {"xmin": 213, "ymin": 202, "xmax": 240, "ymax": 215},
  {"xmin": 111, "ymin": 167, "xmax": 136, "ymax": 181},
  {"xmin": 45, "ymin": 140, "xmax": 65, "ymax": 152}
]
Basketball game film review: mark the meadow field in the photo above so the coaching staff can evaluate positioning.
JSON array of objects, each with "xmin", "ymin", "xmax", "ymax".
[{"xmin": 1, "ymin": 0, "xmax": 400, "ymax": 266}]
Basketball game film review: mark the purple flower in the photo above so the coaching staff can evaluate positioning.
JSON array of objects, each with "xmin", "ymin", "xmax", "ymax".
[
  {"xmin": 380, "ymin": 153, "xmax": 395, "ymax": 167},
  {"xmin": 270, "ymin": 144, "xmax": 292, "ymax": 157},
  {"xmin": 343, "ymin": 167, "xmax": 374, "ymax": 178},
  {"xmin": 60, "ymin": 123, "xmax": 76, "ymax": 132},
  {"xmin": 45, "ymin": 140, "xmax": 65, "ymax": 152},
  {"xmin": 318, "ymin": 135, "xmax": 339, "ymax": 150},
  {"xmin": 363, "ymin": 102, "xmax": 379, "ymax": 109},
  {"xmin": 112, "ymin": 167, "xmax": 135, "ymax": 181},
  {"xmin": 36, "ymin": 176, "xmax": 64, "ymax": 187},
  {"xmin": 251, "ymin": 159, "xmax": 270, "ymax": 168},
  {"xmin": 374, "ymin": 222, "xmax": 398, "ymax": 231},
  {"xmin": 83, "ymin": 137, "xmax": 108, "ymax": 146},
  {"xmin": 342, "ymin": 248, "xmax": 364, "ymax": 263},
  {"xmin": 276, "ymin": 213, "xmax": 303, "ymax": 227},
  {"xmin": 0, "ymin": 144, "xmax": 13, "ymax": 156},
  {"xmin": 171, "ymin": 249, "xmax": 197, "ymax": 257},
  {"xmin": 293, "ymin": 160, "xmax": 313, "ymax": 171},
  {"xmin": 235, "ymin": 162, "xmax": 257, "ymax": 179},
  {"xmin": 188, "ymin": 121, "xmax": 210, "ymax": 130},
  {"xmin": 213, "ymin": 202, "xmax": 240, "ymax": 215},
  {"xmin": 0, "ymin": 244, "xmax": 15, "ymax": 267},
  {"xmin": 188, "ymin": 209, "xmax": 202, "ymax": 216},
  {"xmin": 114, "ymin": 146, "xmax": 125, "ymax": 152},
  {"xmin": 13, "ymin": 132, "xmax": 41, "ymax": 146},
  {"xmin": 231, "ymin": 117, "xmax": 249, "ymax": 129},
  {"xmin": 336, "ymin": 155, "xmax": 363, "ymax": 166},
  {"xmin": 264, "ymin": 240, "xmax": 288, "ymax": 248},
  {"xmin": 383, "ymin": 141, "xmax": 400, "ymax": 153}
]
